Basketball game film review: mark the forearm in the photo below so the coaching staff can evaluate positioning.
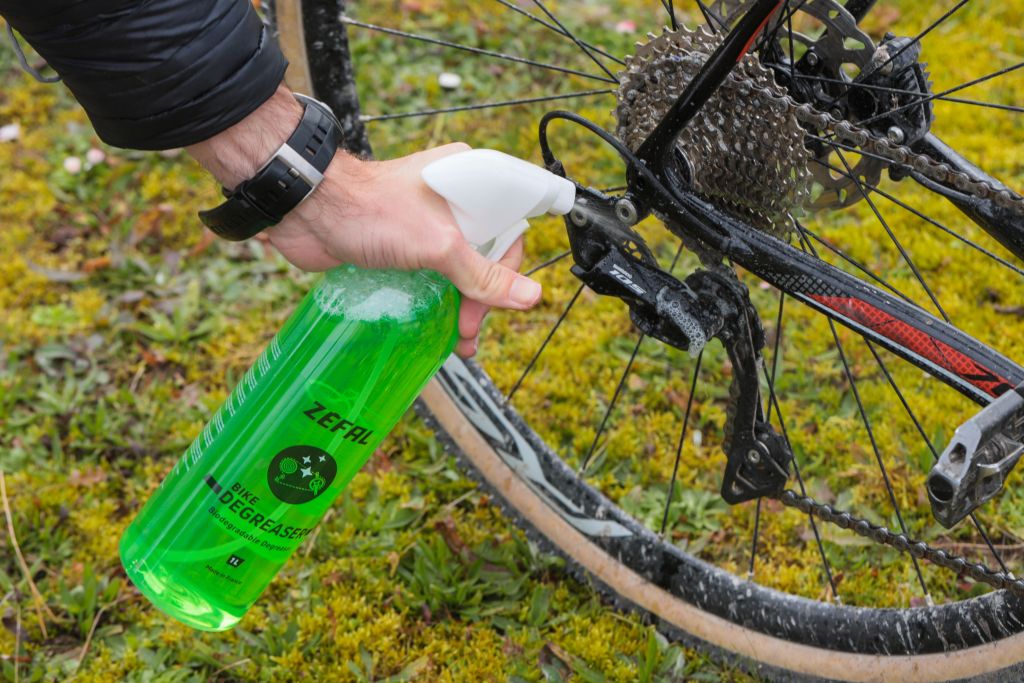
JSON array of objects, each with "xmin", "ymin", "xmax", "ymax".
[{"xmin": 186, "ymin": 84, "xmax": 305, "ymax": 189}]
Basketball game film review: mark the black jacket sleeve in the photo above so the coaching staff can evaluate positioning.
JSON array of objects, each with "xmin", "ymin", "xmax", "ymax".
[{"xmin": 0, "ymin": 0, "xmax": 288, "ymax": 150}]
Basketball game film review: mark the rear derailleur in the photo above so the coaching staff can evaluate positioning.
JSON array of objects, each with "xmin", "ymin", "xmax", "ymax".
[{"xmin": 563, "ymin": 187, "xmax": 790, "ymax": 504}]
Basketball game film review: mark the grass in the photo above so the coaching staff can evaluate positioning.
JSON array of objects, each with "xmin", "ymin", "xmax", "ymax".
[{"xmin": 1, "ymin": 1, "xmax": 1023, "ymax": 681}]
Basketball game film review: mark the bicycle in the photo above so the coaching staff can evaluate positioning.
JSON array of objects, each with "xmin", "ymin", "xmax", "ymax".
[{"xmin": 271, "ymin": 1, "xmax": 1024, "ymax": 680}]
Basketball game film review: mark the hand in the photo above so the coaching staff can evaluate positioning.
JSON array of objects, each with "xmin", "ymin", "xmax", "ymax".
[
  {"xmin": 187, "ymin": 87, "xmax": 542, "ymax": 358},
  {"xmin": 266, "ymin": 144, "xmax": 540, "ymax": 357}
]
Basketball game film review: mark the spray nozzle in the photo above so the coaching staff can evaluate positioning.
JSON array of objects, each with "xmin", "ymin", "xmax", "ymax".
[{"xmin": 422, "ymin": 149, "xmax": 576, "ymax": 261}]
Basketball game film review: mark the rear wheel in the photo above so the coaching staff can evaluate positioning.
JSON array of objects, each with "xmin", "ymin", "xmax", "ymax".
[{"xmin": 271, "ymin": 2, "xmax": 1024, "ymax": 680}]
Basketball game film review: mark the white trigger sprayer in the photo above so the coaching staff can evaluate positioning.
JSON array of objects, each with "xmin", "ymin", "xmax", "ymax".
[{"xmin": 422, "ymin": 149, "xmax": 577, "ymax": 261}]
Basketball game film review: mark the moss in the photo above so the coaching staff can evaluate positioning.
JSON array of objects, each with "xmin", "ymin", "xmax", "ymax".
[{"xmin": 1, "ymin": 2, "xmax": 1023, "ymax": 681}]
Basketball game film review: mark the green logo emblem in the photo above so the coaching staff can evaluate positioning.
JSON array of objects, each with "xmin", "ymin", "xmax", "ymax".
[{"xmin": 267, "ymin": 446, "xmax": 337, "ymax": 504}]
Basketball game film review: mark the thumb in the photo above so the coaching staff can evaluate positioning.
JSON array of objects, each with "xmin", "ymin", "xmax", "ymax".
[{"xmin": 442, "ymin": 242, "xmax": 542, "ymax": 310}]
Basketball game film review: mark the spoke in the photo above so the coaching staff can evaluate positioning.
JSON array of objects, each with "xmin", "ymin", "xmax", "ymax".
[
  {"xmin": 799, "ymin": 235, "xmax": 931, "ymax": 600},
  {"xmin": 493, "ymin": 0, "xmax": 626, "ymax": 66},
  {"xmin": 341, "ymin": 17, "xmax": 618, "ymax": 84},
  {"xmin": 582, "ymin": 242, "xmax": 688, "ymax": 478},
  {"xmin": 970, "ymin": 513, "xmax": 1013, "ymax": 575},
  {"xmin": 795, "ymin": 220, "xmax": 916, "ymax": 303},
  {"xmin": 785, "ymin": 2, "xmax": 796, "ymax": 86},
  {"xmin": 832, "ymin": 148, "xmax": 951, "ymax": 323},
  {"xmin": 925, "ymin": 96, "xmax": 1024, "ymax": 115},
  {"xmin": 750, "ymin": 290, "xmax": 789, "ymax": 579},
  {"xmin": 760, "ymin": 278, "xmax": 841, "ymax": 601},
  {"xmin": 748, "ymin": 498, "xmax": 763, "ymax": 579},
  {"xmin": 661, "ymin": 350, "xmax": 704, "ymax": 536},
  {"xmin": 361, "ymin": 89, "xmax": 614, "ymax": 122},
  {"xmin": 807, "ymin": 134, "xmax": 921, "ymax": 170},
  {"xmin": 531, "ymin": 1, "xmax": 619, "ymax": 82},
  {"xmin": 507, "ymin": 283, "xmax": 586, "ymax": 402},
  {"xmin": 756, "ymin": 0, "xmax": 807, "ymax": 55},
  {"xmin": 814, "ymin": 158, "xmax": 1024, "ymax": 279},
  {"xmin": 864, "ymin": 341, "xmax": 1011, "ymax": 577},
  {"xmin": 524, "ymin": 249, "xmax": 572, "ymax": 277},
  {"xmin": 661, "ymin": 0, "xmax": 679, "ymax": 31},
  {"xmin": 579, "ymin": 334, "xmax": 645, "ymax": 474},
  {"xmin": 856, "ymin": 60, "xmax": 1024, "ymax": 129},
  {"xmin": 769, "ymin": 292, "xmax": 786, "ymax": 390},
  {"xmin": 829, "ymin": 320, "xmax": 932, "ymax": 600},
  {"xmin": 761, "ymin": 362, "xmax": 842, "ymax": 603}
]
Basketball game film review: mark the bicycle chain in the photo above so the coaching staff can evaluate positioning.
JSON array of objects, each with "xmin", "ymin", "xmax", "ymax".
[
  {"xmin": 774, "ymin": 489, "xmax": 1024, "ymax": 597},
  {"xmin": 784, "ymin": 97, "xmax": 1024, "ymax": 214},
  {"xmin": 734, "ymin": 67, "xmax": 1024, "ymax": 595}
]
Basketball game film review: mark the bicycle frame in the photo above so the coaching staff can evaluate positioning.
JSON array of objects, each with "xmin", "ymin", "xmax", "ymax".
[{"xmin": 617, "ymin": 0, "xmax": 1024, "ymax": 404}]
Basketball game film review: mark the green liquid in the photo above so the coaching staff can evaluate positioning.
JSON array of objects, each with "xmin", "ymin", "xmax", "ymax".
[{"xmin": 119, "ymin": 266, "xmax": 459, "ymax": 631}]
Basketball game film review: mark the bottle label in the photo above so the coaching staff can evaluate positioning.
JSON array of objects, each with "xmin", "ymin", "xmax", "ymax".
[
  {"xmin": 266, "ymin": 446, "xmax": 337, "ymax": 504},
  {"xmin": 202, "ymin": 476, "xmax": 318, "ymax": 555}
]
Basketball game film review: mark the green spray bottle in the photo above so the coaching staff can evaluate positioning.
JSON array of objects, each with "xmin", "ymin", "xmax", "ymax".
[{"xmin": 119, "ymin": 150, "xmax": 577, "ymax": 631}]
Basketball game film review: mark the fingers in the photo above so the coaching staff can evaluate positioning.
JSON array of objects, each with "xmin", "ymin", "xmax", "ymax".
[
  {"xmin": 455, "ymin": 337, "xmax": 478, "ymax": 358},
  {"xmin": 455, "ymin": 236, "xmax": 524, "ymax": 340},
  {"xmin": 437, "ymin": 240, "xmax": 540, "ymax": 311},
  {"xmin": 456, "ymin": 299, "xmax": 489, "ymax": 358},
  {"xmin": 454, "ymin": 238, "xmax": 528, "ymax": 358}
]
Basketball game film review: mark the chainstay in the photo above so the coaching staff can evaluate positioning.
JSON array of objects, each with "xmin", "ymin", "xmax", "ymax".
[{"xmin": 774, "ymin": 489, "xmax": 1024, "ymax": 597}]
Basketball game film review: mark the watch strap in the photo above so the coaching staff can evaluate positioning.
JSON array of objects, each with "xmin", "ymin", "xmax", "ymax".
[{"xmin": 199, "ymin": 94, "xmax": 341, "ymax": 241}]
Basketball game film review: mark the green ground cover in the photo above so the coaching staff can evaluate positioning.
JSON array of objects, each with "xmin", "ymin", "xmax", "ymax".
[{"xmin": 1, "ymin": 1, "xmax": 1022, "ymax": 681}]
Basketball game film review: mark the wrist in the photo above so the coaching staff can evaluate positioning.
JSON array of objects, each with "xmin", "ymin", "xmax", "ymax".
[
  {"xmin": 270, "ymin": 150, "xmax": 363, "ymax": 238},
  {"xmin": 193, "ymin": 89, "xmax": 346, "ymax": 242},
  {"xmin": 186, "ymin": 84, "xmax": 304, "ymax": 189}
]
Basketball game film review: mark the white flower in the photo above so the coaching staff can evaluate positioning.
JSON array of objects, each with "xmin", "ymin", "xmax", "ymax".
[
  {"xmin": 86, "ymin": 147, "xmax": 105, "ymax": 165},
  {"xmin": 615, "ymin": 20, "xmax": 636, "ymax": 34},
  {"xmin": 0, "ymin": 123, "xmax": 20, "ymax": 142},
  {"xmin": 63, "ymin": 156, "xmax": 83, "ymax": 174},
  {"xmin": 438, "ymin": 72, "xmax": 462, "ymax": 90}
]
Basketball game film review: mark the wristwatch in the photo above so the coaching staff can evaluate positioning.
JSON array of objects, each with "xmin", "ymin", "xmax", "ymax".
[{"xmin": 198, "ymin": 94, "xmax": 342, "ymax": 241}]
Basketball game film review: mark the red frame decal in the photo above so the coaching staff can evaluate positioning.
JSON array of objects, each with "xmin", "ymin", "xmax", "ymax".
[
  {"xmin": 811, "ymin": 295, "xmax": 1012, "ymax": 398},
  {"xmin": 738, "ymin": 1, "xmax": 784, "ymax": 62}
]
